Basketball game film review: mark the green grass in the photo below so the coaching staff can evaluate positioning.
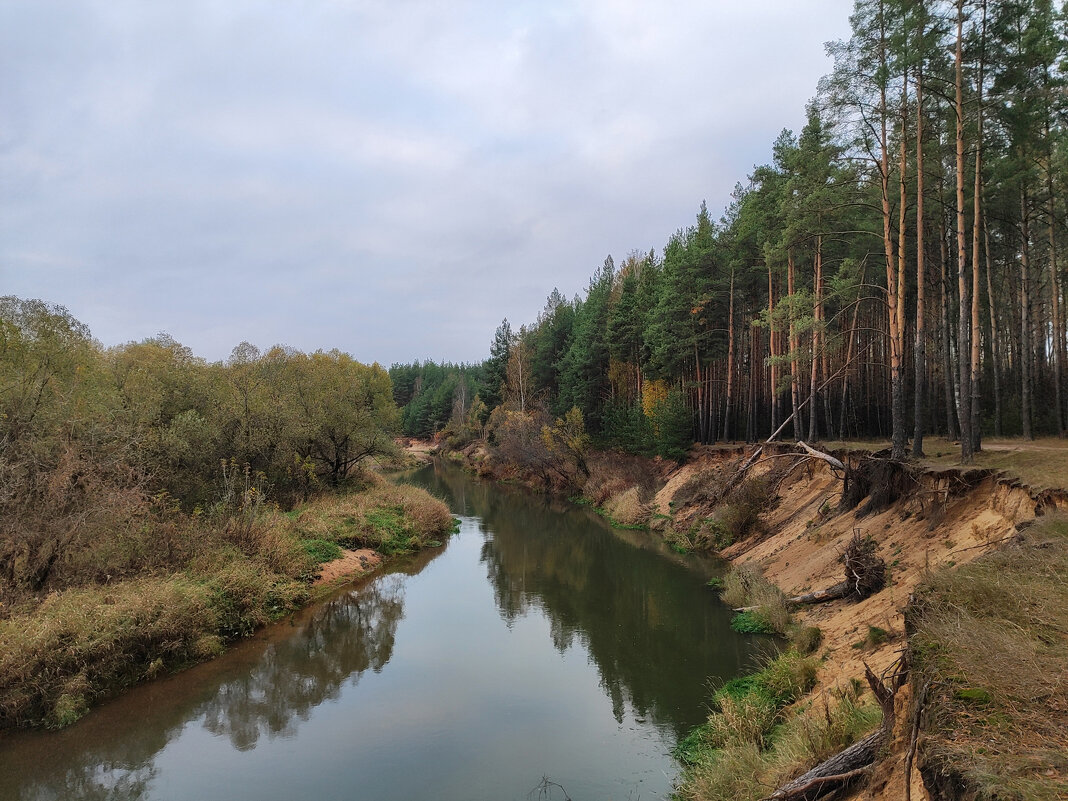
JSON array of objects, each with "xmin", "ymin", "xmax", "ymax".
[
  {"xmin": 720, "ymin": 565, "xmax": 791, "ymax": 636},
  {"xmin": 851, "ymin": 625, "xmax": 889, "ymax": 650},
  {"xmin": 730, "ymin": 610, "xmax": 777, "ymax": 634},
  {"xmin": 288, "ymin": 478, "xmax": 454, "ymax": 558},
  {"xmin": 675, "ymin": 649, "xmax": 820, "ymax": 765},
  {"xmin": 302, "ymin": 538, "xmax": 343, "ymax": 564}
]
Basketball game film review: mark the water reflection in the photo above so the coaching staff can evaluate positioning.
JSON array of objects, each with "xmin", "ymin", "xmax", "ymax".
[
  {"xmin": 0, "ymin": 570, "xmax": 414, "ymax": 801},
  {"xmin": 405, "ymin": 460, "xmax": 760, "ymax": 738},
  {"xmin": 200, "ymin": 577, "xmax": 405, "ymax": 750},
  {"xmin": 2, "ymin": 463, "xmax": 764, "ymax": 801}
]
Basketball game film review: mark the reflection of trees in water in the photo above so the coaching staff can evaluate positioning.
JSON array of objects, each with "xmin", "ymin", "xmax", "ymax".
[
  {"xmin": 199, "ymin": 576, "xmax": 404, "ymax": 749},
  {"xmin": 8, "ymin": 763, "xmax": 157, "ymax": 801},
  {"xmin": 463, "ymin": 475, "xmax": 752, "ymax": 738},
  {"xmin": 1, "ymin": 576, "xmax": 407, "ymax": 800}
]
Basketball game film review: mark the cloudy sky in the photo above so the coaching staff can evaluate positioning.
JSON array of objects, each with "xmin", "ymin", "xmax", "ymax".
[{"xmin": 2, "ymin": 0, "xmax": 853, "ymax": 365}]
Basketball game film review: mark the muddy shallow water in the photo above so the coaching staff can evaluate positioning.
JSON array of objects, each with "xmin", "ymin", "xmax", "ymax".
[{"xmin": 0, "ymin": 461, "xmax": 769, "ymax": 801}]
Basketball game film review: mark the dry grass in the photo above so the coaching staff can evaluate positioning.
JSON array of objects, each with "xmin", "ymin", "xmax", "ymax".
[
  {"xmin": 287, "ymin": 474, "xmax": 453, "ymax": 554},
  {"xmin": 602, "ymin": 486, "xmax": 647, "ymax": 527},
  {"xmin": 823, "ymin": 436, "xmax": 1068, "ymax": 492},
  {"xmin": 676, "ymin": 650, "xmax": 878, "ymax": 801},
  {"xmin": 921, "ymin": 436, "xmax": 1068, "ymax": 492},
  {"xmin": 0, "ymin": 577, "xmax": 222, "ymax": 728},
  {"xmin": 0, "ymin": 477, "xmax": 454, "ymax": 730},
  {"xmin": 910, "ymin": 513, "xmax": 1068, "ymax": 800},
  {"xmin": 582, "ymin": 451, "xmax": 660, "ymax": 507},
  {"xmin": 722, "ymin": 564, "xmax": 792, "ymax": 635}
]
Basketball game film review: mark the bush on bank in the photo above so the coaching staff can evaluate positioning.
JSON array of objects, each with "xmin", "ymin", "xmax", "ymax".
[{"xmin": 0, "ymin": 478, "xmax": 453, "ymax": 730}]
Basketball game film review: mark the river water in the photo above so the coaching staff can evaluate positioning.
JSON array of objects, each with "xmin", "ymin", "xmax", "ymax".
[{"xmin": 0, "ymin": 461, "xmax": 769, "ymax": 801}]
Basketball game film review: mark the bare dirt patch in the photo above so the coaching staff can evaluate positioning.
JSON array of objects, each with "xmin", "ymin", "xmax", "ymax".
[{"xmin": 313, "ymin": 548, "xmax": 382, "ymax": 586}]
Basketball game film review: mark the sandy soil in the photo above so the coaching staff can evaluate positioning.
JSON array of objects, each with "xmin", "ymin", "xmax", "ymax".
[
  {"xmin": 658, "ymin": 446, "xmax": 1066, "ymax": 801},
  {"xmin": 400, "ymin": 438, "xmax": 436, "ymax": 460},
  {"xmin": 312, "ymin": 548, "xmax": 382, "ymax": 586}
]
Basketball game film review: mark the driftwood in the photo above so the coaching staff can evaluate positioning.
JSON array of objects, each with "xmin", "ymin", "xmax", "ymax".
[{"xmin": 786, "ymin": 581, "xmax": 851, "ymax": 605}]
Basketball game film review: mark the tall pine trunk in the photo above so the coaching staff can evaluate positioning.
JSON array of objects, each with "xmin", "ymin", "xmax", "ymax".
[
  {"xmin": 969, "ymin": 0, "xmax": 986, "ymax": 455},
  {"xmin": 955, "ymin": 0, "xmax": 974, "ymax": 463},
  {"xmin": 788, "ymin": 250, "xmax": 801, "ymax": 439},
  {"xmin": 724, "ymin": 268, "xmax": 736, "ymax": 441},
  {"xmin": 913, "ymin": 63, "xmax": 927, "ymax": 457},
  {"xmin": 1021, "ymin": 190, "xmax": 1034, "ymax": 439},
  {"xmin": 941, "ymin": 209, "xmax": 959, "ymax": 439},
  {"xmin": 984, "ymin": 204, "xmax": 1002, "ymax": 436}
]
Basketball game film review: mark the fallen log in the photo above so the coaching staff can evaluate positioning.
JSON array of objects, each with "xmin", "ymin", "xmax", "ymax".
[
  {"xmin": 731, "ymin": 582, "xmax": 850, "ymax": 613},
  {"xmin": 760, "ymin": 734, "xmax": 882, "ymax": 800},
  {"xmin": 796, "ymin": 440, "xmax": 846, "ymax": 473},
  {"xmin": 760, "ymin": 661, "xmax": 898, "ymax": 801},
  {"xmin": 786, "ymin": 581, "xmax": 850, "ymax": 605}
]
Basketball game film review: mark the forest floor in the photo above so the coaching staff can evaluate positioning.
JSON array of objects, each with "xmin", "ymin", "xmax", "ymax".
[{"xmin": 822, "ymin": 435, "xmax": 1068, "ymax": 491}]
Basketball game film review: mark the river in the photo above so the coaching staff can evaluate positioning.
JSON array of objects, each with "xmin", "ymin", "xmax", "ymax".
[{"xmin": 0, "ymin": 460, "xmax": 769, "ymax": 801}]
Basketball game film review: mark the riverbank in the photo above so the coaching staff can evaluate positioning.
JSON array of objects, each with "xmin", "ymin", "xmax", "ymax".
[
  {"xmin": 0, "ymin": 473, "xmax": 454, "ymax": 731},
  {"xmin": 420, "ymin": 437, "xmax": 1068, "ymax": 800},
  {"xmin": 668, "ymin": 448, "xmax": 1066, "ymax": 801}
]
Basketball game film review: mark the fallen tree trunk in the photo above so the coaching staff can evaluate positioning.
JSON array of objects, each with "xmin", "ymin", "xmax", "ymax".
[
  {"xmin": 761, "ymin": 732, "xmax": 883, "ymax": 800},
  {"xmin": 786, "ymin": 582, "xmax": 850, "ymax": 605},
  {"xmin": 796, "ymin": 440, "xmax": 846, "ymax": 473},
  {"xmin": 732, "ymin": 582, "xmax": 850, "ymax": 613},
  {"xmin": 760, "ymin": 664, "xmax": 897, "ymax": 801}
]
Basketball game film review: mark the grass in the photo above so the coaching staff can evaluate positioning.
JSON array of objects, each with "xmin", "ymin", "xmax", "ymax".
[
  {"xmin": 730, "ymin": 610, "xmax": 777, "ymax": 635},
  {"xmin": 674, "ymin": 649, "xmax": 882, "ymax": 801},
  {"xmin": 909, "ymin": 513, "xmax": 1068, "ymax": 800},
  {"xmin": 0, "ymin": 475, "xmax": 454, "ymax": 730},
  {"xmin": 822, "ymin": 436, "xmax": 1068, "ymax": 492},
  {"xmin": 789, "ymin": 625, "xmax": 823, "ymax": 654},
  {"xmin": 920, "ymin": 436, "xmax": 1068, "ymax": 491},
  {"xmin": 666, "ymin": 473, "xmax": 773, "ymax": 553},
  {"xmin": 721, "ymin": 564, "xmax": 792, "ymax": 636},
  {"xmin": 302, "ymin": 538, "xmax": 343, "ymax": 564},
  {"xmin": 851, "ymin": 625, "xmax": 889, "ymax": 650},
  {"xmin": 675, "ymin": 650, "xmax": 820, "ymax": 766},
  {"xmin": 287, "ymin": 475, "xmax": 453, "ymax": 557}
]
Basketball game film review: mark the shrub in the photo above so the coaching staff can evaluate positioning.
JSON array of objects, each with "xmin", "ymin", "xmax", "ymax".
[{"xmin": 718, "ymin": 476, "xmax": 771, "ymax": 542}]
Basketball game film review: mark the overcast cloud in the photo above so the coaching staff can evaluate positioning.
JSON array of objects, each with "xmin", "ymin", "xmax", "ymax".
[{"xmin": 2, "ymin": 0, "xmax": 854, "ymax": 365}]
